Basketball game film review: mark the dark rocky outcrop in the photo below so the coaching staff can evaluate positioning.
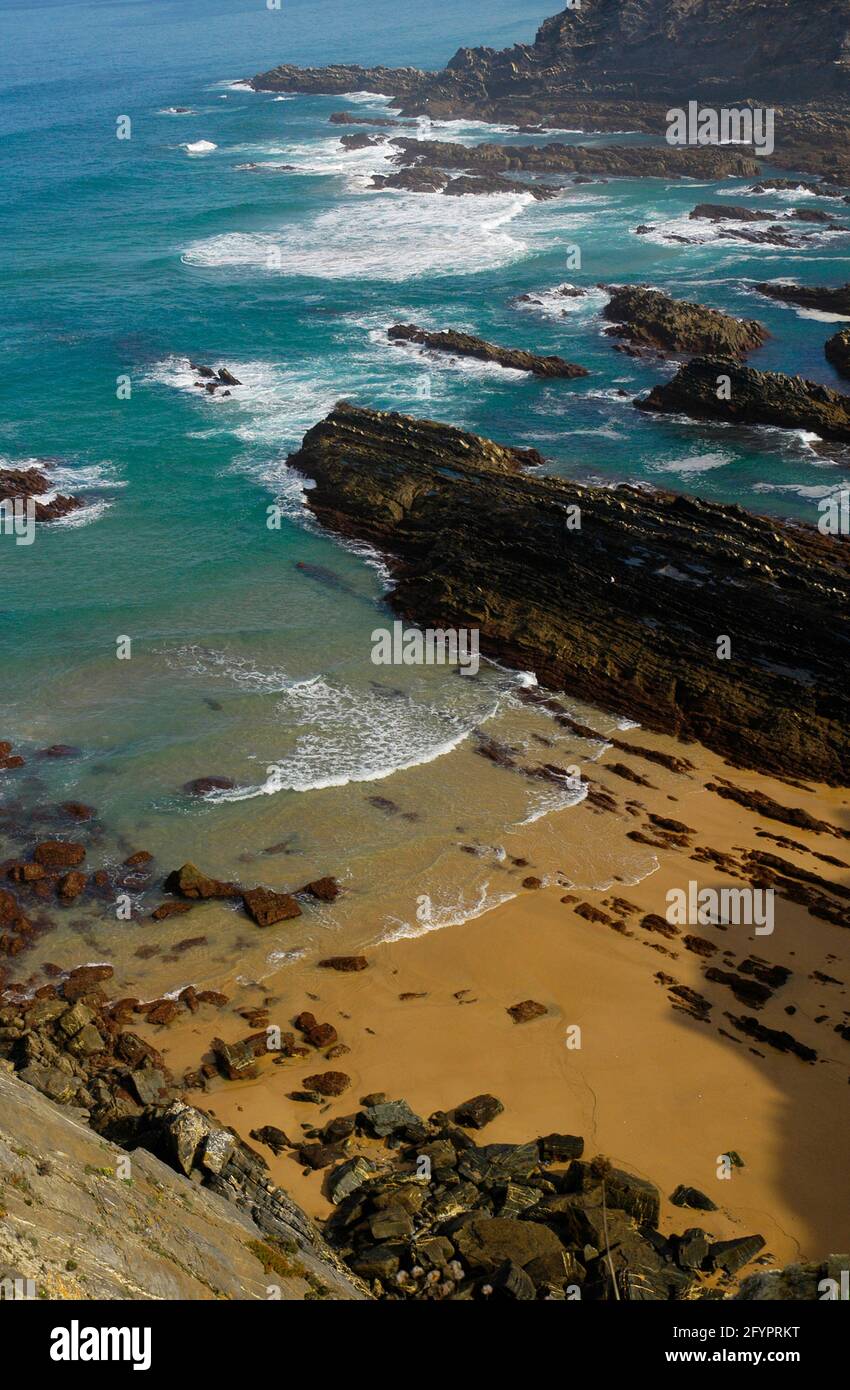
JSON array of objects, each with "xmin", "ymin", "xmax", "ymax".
[
  {"xmin": 379, "ymin": 137, "xmax": 758, "ymax": 184},
  {"xmin": 754, "ymin": 282, "xmax": 850, "ymax": 316},
  {"xmin": 637, "ymin": 357, "xmax": 850, "ymax": 443},
  {"xmin": 825, "ymin": 329, "xmax": 850, "ymax": 379},
  {"xmin": 602, "ymin": 286, "xmax": 767, "ymax": 360},
  {"xmin": 387, "ymin": 324, "xmax": 588, "ymax": 378},
  {"xmin": 0, "ymin": 465, "xmax": 83, "ymax": 524},
  {"xmin": 249, "ymin": 2, "xmax": 850, "ymax": 110},
  {"xmin": 248, "ymin": 5, "xmax": 850, "ymax": 181},
  {"xmin": 286, "ymin": 402, "xmax": 850, "ymax": 783}
]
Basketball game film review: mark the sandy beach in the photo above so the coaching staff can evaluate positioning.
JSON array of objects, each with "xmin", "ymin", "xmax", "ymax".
[{"xmin": 134, "ymin": 723, "xmax": 850, "ymax": 1276}]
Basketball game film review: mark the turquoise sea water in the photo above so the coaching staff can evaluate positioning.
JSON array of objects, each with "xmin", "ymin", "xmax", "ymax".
[{"xmin": 1, "ymin": 0, "xmax": 849, "ymax": 984}]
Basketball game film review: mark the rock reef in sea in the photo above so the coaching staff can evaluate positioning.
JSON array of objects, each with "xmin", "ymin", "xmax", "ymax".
[{"xmin": 286, "ymin": 402, "xmax": 850, "ymax": 784}]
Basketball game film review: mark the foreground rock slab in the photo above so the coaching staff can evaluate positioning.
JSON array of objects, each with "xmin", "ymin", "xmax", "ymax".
[{"xmin": 287, "ymin": 402, "xmax": 850, "ymax": 783}]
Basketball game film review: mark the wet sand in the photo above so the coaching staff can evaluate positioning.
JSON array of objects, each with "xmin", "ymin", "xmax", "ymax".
[{"xmin": 139, "ymin": 724, "xmax": 850, "ymax": 1275}]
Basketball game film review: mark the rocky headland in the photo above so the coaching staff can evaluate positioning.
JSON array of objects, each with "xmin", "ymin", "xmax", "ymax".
[
  {"xmin": 249, "ymin": 3, "xmax": 850, "ymax": 181},
  {"xmin": 601, "ymin": 286, "xmax": 768, "ymax": 360},
  {"xmin": 286, "ymin": 403, "xmax": 850, "ymax": 784},
  {"xmin": 637, "ymin": 358, "xmax": 850, "ymax": 443},
  {"xmin": 386, "ymin": 324, "xmax": 589, "ymax": 378}
]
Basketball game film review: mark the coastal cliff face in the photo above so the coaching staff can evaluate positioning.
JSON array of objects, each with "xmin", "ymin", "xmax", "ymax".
[
  {"xmin": 0, "ymin": 1069, "xmax": 365, "ymax": 1300},
  {"xmin": 249, "ymin": 3, "xmax": 850, "ymax": 178},
  {"xmin": 288, "ymin": 403, "xmax": 850, "ymax": 785},
  {"xmin": 251, "ymin": 1, "xmax": 850, "ymax": 104}
]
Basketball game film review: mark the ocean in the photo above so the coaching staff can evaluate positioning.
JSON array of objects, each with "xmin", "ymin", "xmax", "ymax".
[{"xmin": 1, "ymin": 0, "xmax": 848, "ymax": 991}]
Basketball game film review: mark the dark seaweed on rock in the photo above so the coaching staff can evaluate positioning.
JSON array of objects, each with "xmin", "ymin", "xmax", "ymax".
[{"xmin": 287, "ymin": 403, "xmax": 850, "ymax": 785}]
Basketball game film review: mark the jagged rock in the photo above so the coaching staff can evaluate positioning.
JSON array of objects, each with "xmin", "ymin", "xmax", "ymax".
[
  {"xmin": 538, "ymin": 1133, "xmax": 584, "ymax": 1162},
  {"xmin": 361, "ymin": 1099, "xmax": 425, "ymax": 1139},
  {"xmin": 676, "ymin": 1228, "xmax": 711, "ymax": 1271},
  {"xmin": 0, "ymin": 1069, "xmax": 364, "ymax": 1299},
  {"xmin": 826, "ymin": 329, "xmax": 850, "ymax": 380},
  {"xmin": 638, "ymin": 356, "xmax": 850, "ymax": 443},
  {"xmin": 212, "ymin": 1034, "xmax": 266, "ymax": 1081},
  {"xmin": 671, "ymin": 1184, "xmax": 718, "ymax": 1212},
  {"xmin": 287, "ymin": 402, "xmax": 850, "ymax": 784},
  {"xmin": 242, "ymin": 886, "xmax": 302, "ymax": 927},
  {"xmin": 388, "ymin": 324, "xmax": 588, "ymax": 378},
  {"xmin": 383, "ymin": 137, "xmax": 758, "ymax": 183},
  {"xmin": 151, "ymin": 901, "xmax": 193, "ymax": 921},
  {"xmin": 453, "ymin": 1094, "xmax": 504, "ymax": 1129},
  {"xmin": 299, "ymin": 876, "xmax": 341, "ymax": 901},
  {"xmin": 602, "ymin": 286, "xmax": 767, "ymax": 359},
  {"xmin": 736, "ymin": 1256, "xmax": 850, "ymax": 1300},
  {"xmin": 0, "ymin": 464, "xmax": 83, "ymax": 524},
  {"xmin": 755, "ymin": 281, "xmax": 850, "ymax": 316},
  {"xmin": 250, "ymin": 1125, "xmax": 292, "ymax": 1155},
  {"xmin": 328, "ymin": 1156, "xmax": 379, "ymax": 1204},
  {"xmin": 456, "ymin": 1217, "xmax": 567, "ymax": 1275},
  {"xmin": 709, "ymin": 1235, "xmax": 766, "ymax": 1276},
  {"xmin": 164, "ymin": 862, "xmax": 240, "ymax": 900}
]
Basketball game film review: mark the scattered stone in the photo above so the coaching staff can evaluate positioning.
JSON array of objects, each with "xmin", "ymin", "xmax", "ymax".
[{"xmin": 507, "ymin": 999, "xmax": 548, "ymax": 1024}]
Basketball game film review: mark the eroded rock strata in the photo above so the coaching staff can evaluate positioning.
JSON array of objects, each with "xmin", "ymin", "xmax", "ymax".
[
  {"xmin": 376, "ymin": 138, "xmax": 759, "ymax": 184},
  {"xmin": 637, "ymin": 358, "xmax": 850, "ymax": 442},
  {"xmin": 249, "ymin": 4, "xmax": 850, "ymax": 179},
  {"xmin": 387, "ymin": 324, "xmax": 589, "ymax": 378},
  {"xmin": 754, "ymin": 282, "xmax": 850, "ymax": 316},
  {"xmin": 601, "ymin": 286, "xmax": 768, "ymax": 359},
  {"xmin": 287, "ymin": 403, "xmax": 850, "ymax": 784}
]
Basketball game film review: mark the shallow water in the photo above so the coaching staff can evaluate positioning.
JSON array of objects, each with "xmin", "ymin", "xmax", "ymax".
[{"xmin": 1, "ymin": 0, "xmax": 848, "ymax": 986}]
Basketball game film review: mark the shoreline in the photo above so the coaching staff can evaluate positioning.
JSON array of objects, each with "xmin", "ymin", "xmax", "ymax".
[{"xmin": 131, "ymin": 720, "xmax": 850, "ymax": 1275}]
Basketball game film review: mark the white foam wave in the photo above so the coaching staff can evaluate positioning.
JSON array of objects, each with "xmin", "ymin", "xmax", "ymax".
[
  {"xmin": 182, "ymin": 192, "xmax": 534, "ymax": 281},
  {"xmin": 182, "ymin": 140, "xmax": 217, "ymax": 155},
  {"xmin": 381, "ymin": 882, "xmax": 516, "ymax": 942}
]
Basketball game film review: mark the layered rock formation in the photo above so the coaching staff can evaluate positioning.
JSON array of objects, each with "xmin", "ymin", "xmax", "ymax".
[
  {"xmin": 249, "ymin": 4, "xmax": 850, "ymax": 179},
  {"xmin": 387, "ymin": 324, "xmax": 589, "ymax": 378},
  {"xmin": 637, "ymin": 358, "xmax": 850, "ymax": 443},
  {"xmin": 287, "ymin": 403, "xmax": 850, "ymax": 784},
  {"xmin": 250, "ymin": 2, "xmax": 850, "ymax": 108},
  {"xmin": 601, "ymin": 286, "xmax": 767, "ymax": 359},
  {"xmin": 377, "ymin": 138, "xmax": 759, "ymax": 184},
  {"xmin": 755, "ymin": 282, "xmax": 850, "ymax": 315}
]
